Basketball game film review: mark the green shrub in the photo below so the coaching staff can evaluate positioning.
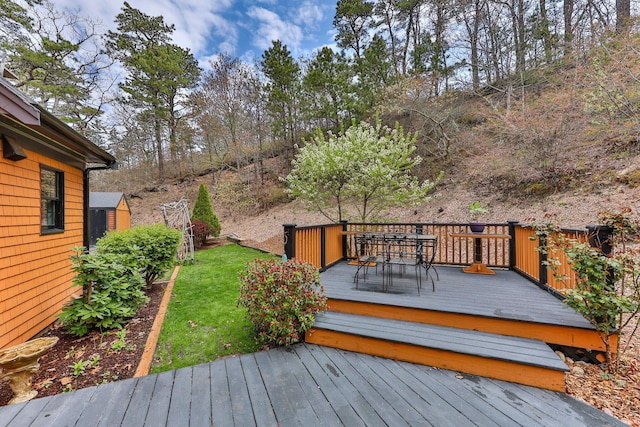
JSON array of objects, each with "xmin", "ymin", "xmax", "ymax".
[
  {"xmin": 238, "ymin": 259, "xmax": 327, "ymax": 347},
  {"xmin": 59, "ymin": 249, "xmax": 148, "ymax": 337},
  {"xmin": 97, "ymin": 224, "xmax": 182, "ymax": 286},
  {"xmin": 192, "ymin": 183, "xmax": 221, "ymax": 237}
]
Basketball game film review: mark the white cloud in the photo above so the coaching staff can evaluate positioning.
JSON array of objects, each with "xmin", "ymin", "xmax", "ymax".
[
  {"xmin": 293, "ymin": 1, "xmax": 324, "ymax": 30},
  {"xmin": 246, "ymin": 6, "xmax": 303, "ymax": 51},
  {"xmin": 51, "ymin": 0, "xmax": 237, "ymax": 55}
]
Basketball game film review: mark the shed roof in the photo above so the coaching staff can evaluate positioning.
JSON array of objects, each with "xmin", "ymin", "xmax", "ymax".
[{"xmin": 90, "ymin": 192, "xmax": 128, "ymax": 210}]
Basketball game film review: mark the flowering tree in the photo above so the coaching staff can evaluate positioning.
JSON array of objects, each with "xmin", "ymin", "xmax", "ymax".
[{"xmin": 283, "ymin": 120, "xmax": 442, "ymax": 222}]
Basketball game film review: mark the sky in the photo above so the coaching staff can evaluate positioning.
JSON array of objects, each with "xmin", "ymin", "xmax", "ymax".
[{"xmin": 49, "ymin": 0, "xmax": 339, "ymax": 67}]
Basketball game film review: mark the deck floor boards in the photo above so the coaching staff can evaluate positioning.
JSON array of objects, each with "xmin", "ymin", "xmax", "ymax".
[
  {"xmin": 0, "ymin": 343, "xmax": 625, "ymax": 426},
  {"xmin": 188, "ymin": 363, "xmax": 212, "ymax": 427},
  {"xmin": 325, "ymin": 263, "xmax": 592, "ymax": 329}
]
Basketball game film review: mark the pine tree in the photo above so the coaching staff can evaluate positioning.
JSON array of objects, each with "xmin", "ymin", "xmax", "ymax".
[{"xmin": 192, "ymin": 184, "xmax": 221, "ymax": 237}]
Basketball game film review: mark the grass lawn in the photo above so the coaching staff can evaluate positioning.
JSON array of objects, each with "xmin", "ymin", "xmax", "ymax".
[{"xmin": 151, "ymin": 244, "xmax": 276, "ymax": 373}]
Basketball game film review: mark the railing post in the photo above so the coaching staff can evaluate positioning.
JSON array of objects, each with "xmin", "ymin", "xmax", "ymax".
[
  {"xmin": 538, "ymin": 232, "xmax": 548, "ymax": 287},
  {"xmin": 320, "ymin": 226, "xmax": 327, "ymax": 269},
  {"xmin": 283, "ymin": 224, "xmax": 296, "ymax": 260},
  {"xmin": 508, "ymin": 220, "xmax": 518, "ymax": 269},
  {"xmin": 586, "ymin": 225, "xmax": 614, "ymax": 256},
  {"xmin": 341, "ymin": 220, "xmax": 348, "ymax": 260},
  {"xmin": 587, "ymin": 224, "xmax": 615, "ymax": 290}
]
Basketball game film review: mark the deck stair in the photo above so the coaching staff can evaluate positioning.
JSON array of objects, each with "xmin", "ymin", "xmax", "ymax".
[{"xmin": 306, "ymin": 311, "xmax": 569, "ymax": 392}]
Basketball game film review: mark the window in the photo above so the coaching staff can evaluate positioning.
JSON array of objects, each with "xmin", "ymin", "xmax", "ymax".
[{"xmin": 41, "ymin": 166, "xmax": 64, "ymax": 232}]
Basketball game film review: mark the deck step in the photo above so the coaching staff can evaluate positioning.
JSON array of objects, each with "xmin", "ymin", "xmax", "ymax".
[{"xmin": 306, "ymin": 311, "xmax": 568, "ymax": 392}]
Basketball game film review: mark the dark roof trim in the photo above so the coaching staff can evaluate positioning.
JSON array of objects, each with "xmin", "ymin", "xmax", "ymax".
[
  {"xmin": 0, "ymin": 77, "xmax": 115, "ymax": 168},
  {"xmin": 0, "ymin": 79, "xmax": 39, "ymax": 125}
]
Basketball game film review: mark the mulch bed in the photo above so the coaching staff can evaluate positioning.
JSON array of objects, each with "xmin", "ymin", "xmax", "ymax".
[{"xmin": 0, "ymin": 281, "xmax": 165, "ymax": 406}]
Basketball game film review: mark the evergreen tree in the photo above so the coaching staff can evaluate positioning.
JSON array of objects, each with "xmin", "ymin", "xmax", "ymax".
[{"xmin": 192, "ymin": 184, "xmax": 221, "ymax": 237}]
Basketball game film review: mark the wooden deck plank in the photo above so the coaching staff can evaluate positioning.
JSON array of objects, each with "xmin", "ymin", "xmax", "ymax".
[
  {"xmin": 119, "ymin": 375, "xmax": 156, "ymax": 426},
  {"xmin": 348, "ymin": 352, "xmax": 436, "ymax": 426},
  {"xmin": 0, "ymin": 399, "xmax": 23, "ymax": 426},
  {"xmin": 292, "ymin": 344, "xmax": 367, "ymax": 426},
  {"xmin": 275, "ymin": 347, "xmax": 343, "ymax": 427},
  {"xmin": 322, "ymin": 263, "xmax": 593, "ymax": 329},
  {"xmin": 467, "ymin": 373, "xmax": 619, "ymax": 426},
  {"xmin": 188, "ymin": 363, "xmax": 212, "ymax": 427},
  {"xmin": 424, "ymin": 369, "xmax": 541, "ymax": 426},
  {"xmin": 313, "ymin": 311, "xmax": 567, "ymax": 371},
  {"xmin": 0, "ymin": 343, "xmax": 627, "ymax": 427},
  {"xmin": 332, "ymin": 348, "xmax": 420, "ymax": 426},
  {"xmin": 307, "ymin": 344, "xmax": 387, "ymax": 426},
  {"xmin": 252, "ymin": 348, "xmax": 301, "ymax": 425},
  {"xmin": 33, "ymin": 387, "xmax": 96, "ymax": 426},
  {"xmin": 267, "ymin": 346, "xmax": 344, "ymax": 426},
  {"xmin": 144, "ymin": 370, "xmax": 174, "ymax": 426},
  {"xmin": 378, "ymin": 357, "xmax": 478, "ymax": 427},
  {"xmin": 266, "ymin": 345, "xmax": 328, "ymax": 425},
  {"xmin": 3, "ymin": 396, "xmax": 50, "ymax": 427},
  {"xmin": 226, "ymin": 355, "xmax": 260, "ymax": 426},
  {"xmin": 166, "ymin": 366, "xmax": 193, "ymax": 426},
  {"xmin": 209, "ymin": 355, "xmax": 234, "ymax": 427},
  {"xmin": 95, "ymin": 378, "xmax": 139, "ymax": 426},
  {"xmin": 238, "ymin": 353, "xmax": 278, "ymax": 426}
]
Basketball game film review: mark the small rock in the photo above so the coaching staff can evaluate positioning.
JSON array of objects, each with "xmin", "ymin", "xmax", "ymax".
[
  {"xmin": 571, "ymin": 366, "xmax": 585, "ymax": 376},
  {"xmin": 555, "ymin": 351, "xmax": 566, "ymax": 363}
]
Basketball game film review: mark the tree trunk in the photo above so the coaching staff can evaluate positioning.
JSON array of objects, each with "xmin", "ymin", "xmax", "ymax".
[
  {"xmin": 564, "ymin": 0, "xmax": 574, "ymax": 55},
  {"xmin": 539, "ymin": 0, "xmax": 553, "ymax": 63},
  {"xmin": 616, "ymin": 0, "xmax": 631, "ymax": 33},
  {"xmin": 154, "ymin": 117, "xmax": 164, "ymax": 182}
]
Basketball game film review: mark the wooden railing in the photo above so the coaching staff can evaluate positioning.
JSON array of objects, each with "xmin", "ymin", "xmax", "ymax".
[
  {"xmin": 284, "ymin": 223, "xmax": 343, "ymax": 270},
  {"xmin": 283, "ymin": 221, "xmax": 612, "ymax": 296}
]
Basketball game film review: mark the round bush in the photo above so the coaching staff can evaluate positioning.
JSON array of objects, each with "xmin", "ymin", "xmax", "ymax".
[{"xmin": 238, "ymin": 259, "xmax": 327, "ymax": 347}]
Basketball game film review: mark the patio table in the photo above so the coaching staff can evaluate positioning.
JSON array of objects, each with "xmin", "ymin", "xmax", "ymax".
[
  {"xmin": 351, "ymin": 232, "xmax": 438, "ymax": 293},
  {"xmin": 450, "ymin": 232, "xmax": 511, "ymax": 275}
]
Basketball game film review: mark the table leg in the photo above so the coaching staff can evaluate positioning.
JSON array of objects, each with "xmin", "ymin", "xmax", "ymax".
[{"xmin": 462, "ymin": 236, "xmax": 495, "ymax": 275}]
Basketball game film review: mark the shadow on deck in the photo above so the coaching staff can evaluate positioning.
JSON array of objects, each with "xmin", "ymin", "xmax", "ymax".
[{"xmin": 307, "ymin": 263, "xmax": 603, "ymax": 392}]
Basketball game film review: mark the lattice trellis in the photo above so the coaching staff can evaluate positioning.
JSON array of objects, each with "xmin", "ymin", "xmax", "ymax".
[{"xmin": 160, "ymin": 199, "xmax": 194, "ymax": 262}]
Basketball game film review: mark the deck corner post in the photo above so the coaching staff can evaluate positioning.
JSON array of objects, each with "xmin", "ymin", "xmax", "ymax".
[
  {"xmin": 320, "ymin": 226, "xmax": 327, "ymax": 269},
  {"xmin": 538, "ymin": 232, "xmax": 548, "ymax": 286},
  {"xmin": 340, "ymin": 220, "xmax": 348, "ymax": 260},
  {"xmin": 587, "ymin": 224, "xmax": 615, "ymax": 292},
  {"xmin": 507, "ymin": 220, "xmax": 519, "ymax": 269},
  {"xmin": 283, "ymin": 224, "xmax": 296, "ymax": 260},
  {"xmin": 586, "ymin": 224, "xmax": 614, "ymax": 256}
]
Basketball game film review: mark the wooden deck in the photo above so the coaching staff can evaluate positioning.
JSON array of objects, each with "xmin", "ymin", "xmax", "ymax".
[
  {"xmin": 0, "ymin": 343, "xmax": 625, "ymax": 426},
  {"xmin": 305, "ymin": 263, "xmax": 606, "ymax": 391},
  {"xmin": 322, "ymin": 262, "xmax": 592, "ymax": 329},
  {"xmin": 320, "ymin": 262, "xmax": 602, "ymax": 350}
]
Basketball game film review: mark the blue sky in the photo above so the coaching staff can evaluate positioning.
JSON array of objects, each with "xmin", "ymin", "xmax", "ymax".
[{"xmin": 50, "ymin": 0, "xmax": 339, "ymax": 66}]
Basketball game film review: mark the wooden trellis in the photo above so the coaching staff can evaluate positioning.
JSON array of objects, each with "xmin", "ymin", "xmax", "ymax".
[{"xmin": 160, "ymin": 199, "xmax": 194, "ymax": 262}]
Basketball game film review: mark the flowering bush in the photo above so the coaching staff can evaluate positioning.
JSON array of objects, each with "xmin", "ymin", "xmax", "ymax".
[{"xmin": 238, "ymin": 259, "xmax": 327, "ymax": 347}]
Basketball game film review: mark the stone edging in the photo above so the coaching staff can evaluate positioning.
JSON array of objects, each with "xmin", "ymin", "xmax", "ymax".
[{"xmin": 133, "ymin": 265, "xmax": 181, "ymax": 377}]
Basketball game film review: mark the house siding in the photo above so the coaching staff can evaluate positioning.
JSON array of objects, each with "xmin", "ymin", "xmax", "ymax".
[{"xmin": 1, "ymin": 148, "xmax": 83, "ymax": 348}]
